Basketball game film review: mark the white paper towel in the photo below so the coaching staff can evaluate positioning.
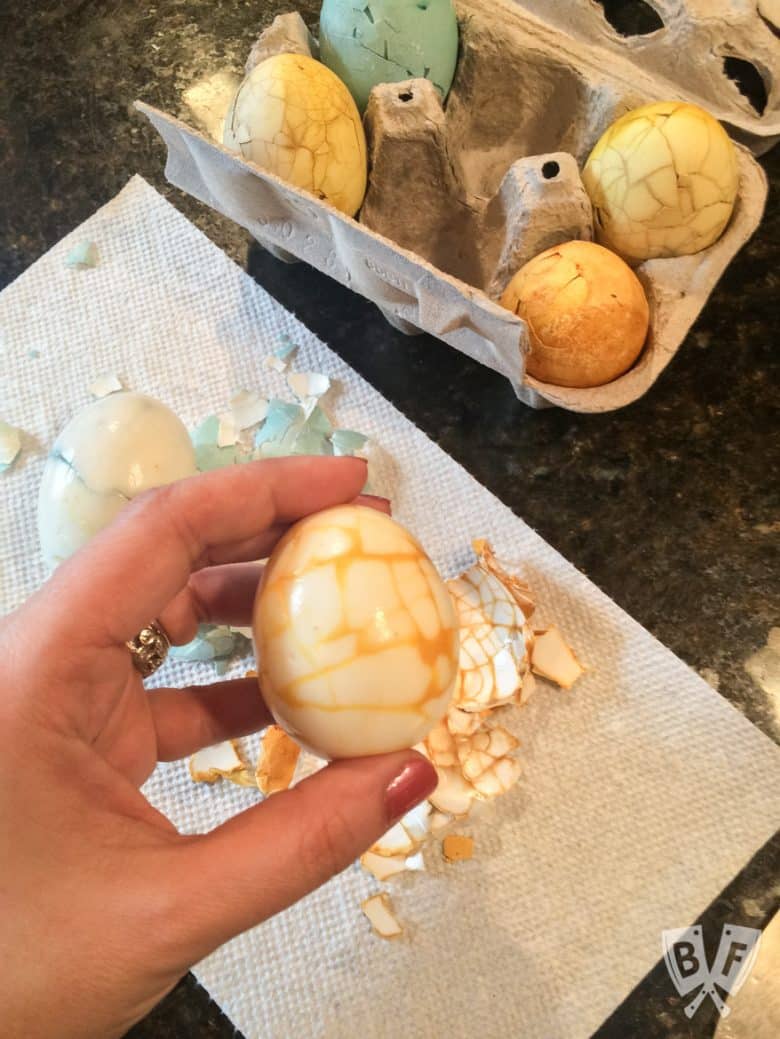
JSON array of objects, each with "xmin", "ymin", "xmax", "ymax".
[{"xmin": 1, "ymin": 176, "xmax": 778, "ymax": 1039}]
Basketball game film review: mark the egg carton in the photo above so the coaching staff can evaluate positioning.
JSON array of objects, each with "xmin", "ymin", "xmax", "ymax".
[{"xmin": 136, "ymin": 0, "xmax": 772, "ymax": 411}]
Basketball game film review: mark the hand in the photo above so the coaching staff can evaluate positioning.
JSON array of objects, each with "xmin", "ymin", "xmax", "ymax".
[{"xmin": 0, "ymin": 457, "xmax": 437, "ymax": 1039}]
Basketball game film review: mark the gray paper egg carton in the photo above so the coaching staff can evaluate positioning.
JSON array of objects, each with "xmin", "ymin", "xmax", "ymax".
[{"xmin": 137, "ymin": 0, "xmax": 773, "ymax": 412}]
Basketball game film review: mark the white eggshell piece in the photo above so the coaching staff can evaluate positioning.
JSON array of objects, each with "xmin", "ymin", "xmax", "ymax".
[
  {"xmin": 361, "ymin": 893, "xmax": 403, "ymax": 939},
  {"xmin": 531, "ymin": 626, "xmax": 585, "ymax": 689}
]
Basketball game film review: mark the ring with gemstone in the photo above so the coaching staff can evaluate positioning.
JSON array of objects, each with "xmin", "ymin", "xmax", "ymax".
[{"xmin": 126, "ymin": 620, "xmax": 171, "ymax": 678}]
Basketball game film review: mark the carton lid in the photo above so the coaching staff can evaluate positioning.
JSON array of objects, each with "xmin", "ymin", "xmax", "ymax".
[{"xmin": 501, "ymin": 0, "xmax": 778, "ymax": 152}]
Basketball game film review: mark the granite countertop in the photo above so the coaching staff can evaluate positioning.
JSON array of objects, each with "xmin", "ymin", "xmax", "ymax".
[{"xmin": 1, "ymin": 2, "xmax": 777, "ymax": 1037}]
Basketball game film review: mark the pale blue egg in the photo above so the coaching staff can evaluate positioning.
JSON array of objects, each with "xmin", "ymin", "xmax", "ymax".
[{"xmin": 319, "ymin": 0, "xmax": 459, "ymax": 112}]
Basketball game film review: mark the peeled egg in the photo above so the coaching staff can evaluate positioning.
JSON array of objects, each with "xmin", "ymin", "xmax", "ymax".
[
  {"xmin": 252, "ymin": 504, "xmax": 460, "ymax": 759},
  {"xmin": 38, "ymin": 392, "xmax": 196, "ymax": 568},
  {"xmin": 500, "ymin": 240, "xmax": 650, "ymax": 388},
  {"xmin": 223, "ymin": 52, "xmax": 368, "ymax": 217},
  {"xmin": 582, "ymin": 101, "xmax": 739, "ymax": 261},
  {"xmin": 319, "ymin": 0, "xmax": 459, "ymax": 113}
]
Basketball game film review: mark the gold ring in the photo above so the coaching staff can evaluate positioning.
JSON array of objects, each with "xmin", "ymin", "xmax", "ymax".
[{"xmin": 126, "ymin": 620, "xmax": 171, "ymax": 678}]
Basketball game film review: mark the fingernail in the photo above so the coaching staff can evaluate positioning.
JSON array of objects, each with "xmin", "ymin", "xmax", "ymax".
[{"xmin": 384, "ymin": 754, "xmax": 438, "ymax": 824}]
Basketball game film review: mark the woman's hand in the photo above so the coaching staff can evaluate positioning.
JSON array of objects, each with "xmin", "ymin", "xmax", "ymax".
[{"xmin": 0, "ymin": 456, "xmax": 436, "ymax": 1039}]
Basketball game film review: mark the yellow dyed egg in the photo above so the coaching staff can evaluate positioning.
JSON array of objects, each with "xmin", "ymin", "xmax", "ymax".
[
  {"xmin": 223, "ymin": 52, "xmax": 368, "ymax": 217},
  {"xmin": 582, "ymin": 101, "xmax": 739, "ymax": 261},
  {"xmin": 253, "ymin": 505, "xmax": 460, "ymax": 759}
]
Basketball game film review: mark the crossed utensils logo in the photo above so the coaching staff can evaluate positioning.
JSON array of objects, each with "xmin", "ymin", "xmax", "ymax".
[{"xmin": 661, "ymin": 924, "xmax": 761, "ymax": 1018}]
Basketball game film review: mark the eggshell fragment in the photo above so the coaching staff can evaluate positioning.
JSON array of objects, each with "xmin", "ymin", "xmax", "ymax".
[
  {"xmin": 447, "ymin": 545, "xmax": 535, "ymax": 711},
  {"xmin": 401, "ymin": 801, "xmax": 431, "ymax": 844},
  {"xmin": 442, "ymin": 834, "xmax": 474, "ymax": 863},
  {"xmin": 446, "ymin": 706, "xmax": 486, "ymax": 738},
  {"xmin": 371, "ymin": 821, "xmax": 416, "ymax": 858},
  {"xmin": 360, "ymin": 851, "xmax": 409, "ymax": 881},
  {"xmin": 429, "ymin": 811, "xmax": 452, "ymax": 833},
  {"xmin": 404, "ymin": 851, "xmax": 426, "ymax": 872},
  {"xmin": 531, "ymin": 627, "xmax": 585, "ymax": 689},
  {"xmin": 428, "ymin": 767, "xmax": 477, "ymax": 816},
  {"xmin": 65, "ymin": 241, "xmax": 99, "ymax": 269},
  {"xmin": 287, "ymin": 371, "xmax": 331, "ymax": 402},
  {"xmin": 255, "ymin": 725, "xmax": 301, "ymax": 795},
  {"xmin": 229, "ymin": 390, "xmax": 269, "ymax": 431},
  {"xmin": 370, "ymin": 802, "xmax": 431, "ymax": 859},
  {"xmin": 88, "ymin": 373, "xmax": 123, "ymax": 399},
  {"xmin": 361, "ymin": 893, "xmax": 404, "ymax": 939},
  {"xmin": 189, "ymin": 740, "xmax": 247, "ymax": 783},
  {"xmin": 0, "ymin": 421, "xmax": 22, "ymax": 473}
]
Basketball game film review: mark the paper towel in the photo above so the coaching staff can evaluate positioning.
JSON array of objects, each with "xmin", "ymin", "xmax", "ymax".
[{"xmin": 1, "ymin": 177, "xmax": 778, "ymax": 1039}]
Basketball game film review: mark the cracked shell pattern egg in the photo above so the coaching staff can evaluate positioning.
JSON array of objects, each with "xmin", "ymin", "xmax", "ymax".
[
  {"xmin": 38, "ymin": 392, "xmax": 196, "ymax": 568},
  {"xmin": 501, "ymin": 240, "xmax": 650, "ymax": 388},
  {"xmin": 319, "ymin": 0, "xmax": 459, "ymax": 113},
  {"xmin": 582, "ymin": 101, "xmax": 739, "ymax": 262},
  {"xmin": 223, "ymin": 52, "xmax": 368, "ymax": 217},
  {"xmin": 252, "ymin": 504, "xmax": 460, "ymax": 759}
]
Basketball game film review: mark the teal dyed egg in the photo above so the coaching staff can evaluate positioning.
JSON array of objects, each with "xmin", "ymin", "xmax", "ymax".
[{"xmin": 319, "ymin": 0, "xmax": 459, "ymax": 112}]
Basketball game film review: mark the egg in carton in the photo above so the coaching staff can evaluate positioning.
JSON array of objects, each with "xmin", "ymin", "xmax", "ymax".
[{"xmin": 136, "ymin": 0, "xmax": 774, "ymax": 412}]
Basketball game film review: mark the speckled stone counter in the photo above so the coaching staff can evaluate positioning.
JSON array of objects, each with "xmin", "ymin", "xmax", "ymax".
[{"xmin": 1, "ymin": 3, "xmax": 777, "ymax": 1037}]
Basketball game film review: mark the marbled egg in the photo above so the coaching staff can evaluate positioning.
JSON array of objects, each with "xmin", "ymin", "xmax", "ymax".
[
  {"xmin": 582, "ymin": 101, "xmax": 739, "ymax": 261},
  {"xmin": 253, "ymin": 504, "xmax": 460, "ymax": 759},
  {"xmin": 500, "ymin": 240, "xmax": 650, "ymax": 388},
  {"xmin": 38, "ymin": 392, "xmax": 196, "ymax": 568},
  {"xmin": 223, "ymin": 52, "xmax": 368, "ymax": 217},
  {"xmin": 319, "ymin": 0, "xmax": 459, "ymax": 113}
]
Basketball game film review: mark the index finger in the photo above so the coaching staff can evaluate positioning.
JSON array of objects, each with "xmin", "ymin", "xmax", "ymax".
[{"xmin": 45, "ymin": 455, "xmax": 368, "ymax": 645}]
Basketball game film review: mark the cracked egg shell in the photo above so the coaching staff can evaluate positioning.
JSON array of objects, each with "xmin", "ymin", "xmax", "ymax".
[
  {"xmin": 38, "ymin": 392, "xmax": 196, "ymax": 568},
  {"xmin": 319, "ymin": 0, "xmax": 459, "ymax": 113},
  {"xmin": 583, "ymin": 101, "xmax": 738, "ymax": 262},
  {"xmin": 223, "ymin": 52, "xmax": 367, "ymax": 217},
  {"xmin": 252, "ymin": 504, "xmax": 459, "ymax": 759},
  {"xmin": 500, "ymin": 241, "xmax": 650, "ymax": 388}
]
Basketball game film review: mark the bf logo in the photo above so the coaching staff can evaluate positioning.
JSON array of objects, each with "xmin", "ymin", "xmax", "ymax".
[{"xmin": 662, "ymin": 924, "xmax": 761, "ymax": 1018}]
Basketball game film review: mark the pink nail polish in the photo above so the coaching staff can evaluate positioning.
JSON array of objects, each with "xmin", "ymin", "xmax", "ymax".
[{"xmin": 384, "ymin": 755, "xmax": 438, "ymax": 824}]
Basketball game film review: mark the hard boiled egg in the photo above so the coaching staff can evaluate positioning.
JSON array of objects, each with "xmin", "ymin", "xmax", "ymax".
[
  {"xmin": 500, "ymin": 240, "xmax": 650, "ymax": 387},
  {"xmin": 582, "ymin": 101, "xmax": 739, "ymax": 261},
  {"xmin": 38, "ymin": 392, "xmax": 196, "ymax": 568},
  {"xmin": 319, "ymin": 0, "xmax": 460, "ymax": 112},
  {"xmin": 252, "ymin": 504, "xmax": 460, "ymax": 759},
  {"xmin": 223, "ymin": 52, "xmax": 368, "ymax": 217}
]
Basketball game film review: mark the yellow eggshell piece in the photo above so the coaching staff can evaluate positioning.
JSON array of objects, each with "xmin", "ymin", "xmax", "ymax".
[
  {"xmin": 582, "ymin": 101, "xmax": 738, "ymax": 261},
  {"xmin": 253, "ymin": 505, "xmax": 460, "ymax": 759},
  {"xmin": 500, "ymin": 240, "xmax": 650, "ymax": 388},
  {"xmin": 223, "ymin": 53, "xmax": 368, "ymax": 217}
]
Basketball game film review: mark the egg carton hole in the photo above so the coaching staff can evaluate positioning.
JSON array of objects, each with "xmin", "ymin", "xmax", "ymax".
[
  {"xmin": 139, "ymin": 0, "xmax": 773, "ymax": 411},
  {"xmin": 722, "ymin": 56, "xmax": 769, "ymax": 116},
  {"xmin": 593, "ymin": 0, "xmax": 665, "ymax": 38}
]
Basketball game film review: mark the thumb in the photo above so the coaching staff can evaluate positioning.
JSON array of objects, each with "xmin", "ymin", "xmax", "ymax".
[{"xmin": 170, "ymin": 750, "xmax": 437, "ymax": 958}]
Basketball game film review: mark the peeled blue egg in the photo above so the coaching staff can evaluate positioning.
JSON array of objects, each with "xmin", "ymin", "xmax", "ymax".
[
  {"xmin": 38, "ymin": 392, "xmax": 196, "ymax": 568},
  {"xmin": 319, "ymin": 0, "xmax": 460, "ymax": 113}
]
